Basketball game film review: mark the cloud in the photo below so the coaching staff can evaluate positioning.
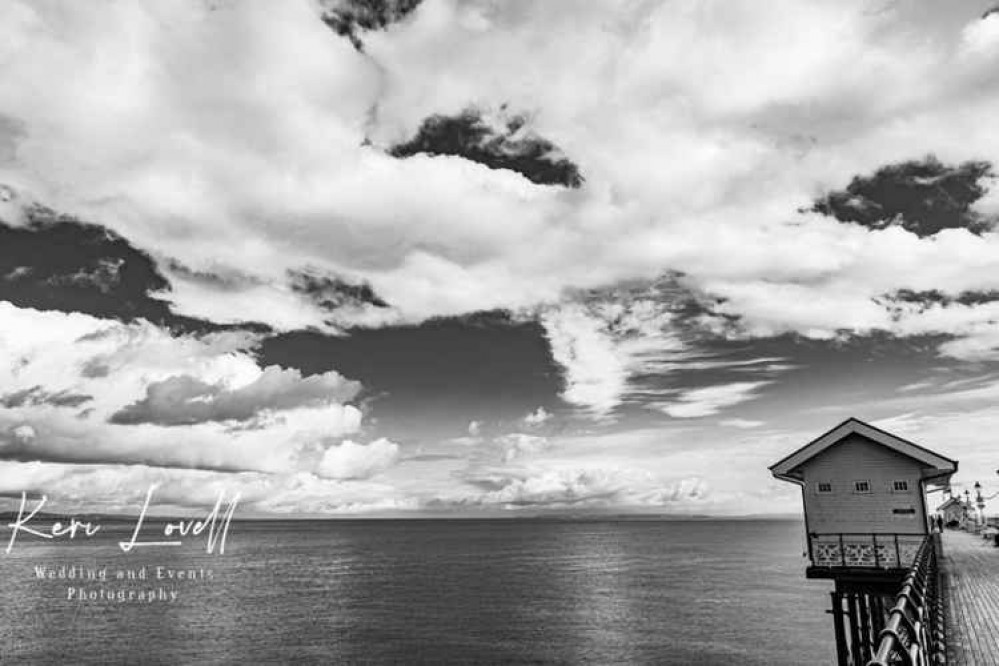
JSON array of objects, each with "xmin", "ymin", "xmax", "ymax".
[
  {"xmin": 467, "ymin": 420, "xmax": 482, "ymax": 436},
  {"xmin": 659, "ymin": 381, "xmax": 772, "ymax": 419},
  {"xmin": 541, "ymin": 304, "xmax": 627, "ymax": 416},
  {"xmin": 494, "ymin": 433, "xmax": 550, "ymax": 462},
  {"xmin": 523, "ymin": 406, "xmax": 551, "ymax": 426},
  {"xmin": 961, "ymin": 11, "xmax": 999, "ymax": 56},
  {"xmin": 454, "ymin": 467, "xmax": 632, "ymax": 507},
  {"xmin": 812, "ymin": 156, "xmax": 996, "ymax": 237},
  {"xmin": 111, "ymin": 366, "xmax": 360, "ymax": 426},
  {"xmin": 320, "ymin": 0, "xmax": 423, "ymax": 52},
  {"xmin": 446, "ymin": 465, "xmax": 713, "ymax": 510},
  {"xmin": 719, "ymin": 418, "xmax": 765, "ymax": 429},
  {"xmin": 0, "ymin": 0, "xmax": 992, "ymax": 341},
  {"xmin": 0, "ymin": 460, "xmax": 415, "ymax": 515},
  {"xmin": 0, "ymin": 206, "xmax": 236, "ymax": 333},
  {"xmin": 540, "ymin": 287, "xmax": 692, "ymax": 416},
  {"xmin": 867, "ymin": 408, "xmax": 999, "ymax": 491},
  {"xmin": 6, "ymin": 0, "xmax": 999, "ymax": 515},
  {"xmin": 317, "ymin": 438, "xmax": 401, "ymax": 479},
  {"xmin": 389, "ymin": 107, "xmax": 584, "ymax": 188},
  {"xmin": 538, "ymin": 278, "xmax": 779, "ymax": 418},
  {"xmin": 0, "ymin": 302, "xmax": 364, "ymax": 474},
  {"xmin": 1, "ymin": 386, "xmax": 91, "ymax": 409},
  {"xmin": 1, "ymin": 0, "xmax": 999, "ymax": 370}
]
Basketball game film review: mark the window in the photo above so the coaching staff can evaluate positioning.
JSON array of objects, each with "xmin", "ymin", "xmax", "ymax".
[
  {"xmin": 854, "ymin": 480, "xmax": 871, "ymax": 494},
  {"xmin": 892, "ymin": 480, "xmax": 909, "ymax": 492},
  {"xmin": 892, "ymin": 507, "xmax": 916, "ymax": 515},
  {"xmin": 816, "ymin": 482, "xmax": 833, "ymax": 494}
]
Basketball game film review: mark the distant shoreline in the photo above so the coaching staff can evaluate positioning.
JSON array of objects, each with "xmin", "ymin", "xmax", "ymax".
[{"xmin": 0, "ymin": 510, "xmax": 804, "ymax": 523}]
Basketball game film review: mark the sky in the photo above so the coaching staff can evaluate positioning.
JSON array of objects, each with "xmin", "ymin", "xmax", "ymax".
[{"xmin": 2, "ymin": 0, "xmax": 999, "ymax": 517}]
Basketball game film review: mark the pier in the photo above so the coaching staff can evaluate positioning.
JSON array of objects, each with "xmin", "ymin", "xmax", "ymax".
[
  {"xmin": 862, "ymin": 527, "xmax": 999, "ymax": 666},
  {"xmin": 941, "ymin": 530, "xmax": 999, "ymax": 666},
  {"xmin": 768, "ymin": 418, "xmax": 999, "ymax": 665}
]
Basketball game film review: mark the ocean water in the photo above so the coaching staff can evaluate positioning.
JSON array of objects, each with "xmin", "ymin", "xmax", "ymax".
[{"xmin": 0, "ymin": 519, "xmax": 836, "ymax": 665}]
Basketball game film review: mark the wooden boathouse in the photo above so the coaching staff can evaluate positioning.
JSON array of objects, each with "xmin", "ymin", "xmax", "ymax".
[{"xmin": 770, "ymin": 417, "xmax": 970, "ymax": 665}]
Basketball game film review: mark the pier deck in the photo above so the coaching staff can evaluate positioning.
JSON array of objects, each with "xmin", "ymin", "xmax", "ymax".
[{"xmin": 942, "ymin": 530, "xmax": 999, "ymax": 666}]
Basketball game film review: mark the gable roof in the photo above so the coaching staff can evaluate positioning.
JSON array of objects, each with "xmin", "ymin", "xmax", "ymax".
[
  {"xmin": 937, "ymin": 497, "xmax": 964, "ymax": 511},
  {"xmin": 769, "ymin": 417, "xmax": 958, "ymax": 484}
]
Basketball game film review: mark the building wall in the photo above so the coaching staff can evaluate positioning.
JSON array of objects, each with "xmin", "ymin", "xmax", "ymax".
[
  {"xmin": 941, "ymin": 504, "xmax": 965, "ymax": 526},
  {"xmin": 796, "ymin": 434, "xmax": 929, "ymax": 535}
]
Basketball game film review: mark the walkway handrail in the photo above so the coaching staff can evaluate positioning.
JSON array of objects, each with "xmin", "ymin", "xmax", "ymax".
[{"xmin": 866, "ymin": 534, "xmax": 945, "ymax": 666}]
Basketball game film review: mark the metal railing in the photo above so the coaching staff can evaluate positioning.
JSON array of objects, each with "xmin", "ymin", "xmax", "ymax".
[
  {"xmin": 809, "ymin": 533, "xmax": 926, "ymax": 569},
  {"xmin": 866, "ymin": 535, "xmax": 945, "ymax": 666}
]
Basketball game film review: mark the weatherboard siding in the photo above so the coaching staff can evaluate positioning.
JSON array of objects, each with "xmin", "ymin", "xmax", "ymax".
[{"xmin": 797, "ymin": 434, "xmax": 928, "ymax": 535}]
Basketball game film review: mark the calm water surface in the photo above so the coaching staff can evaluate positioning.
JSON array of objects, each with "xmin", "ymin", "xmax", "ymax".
[{"xmin": 0, "ymin": 519, "xmax": 835, "ymax": 665}]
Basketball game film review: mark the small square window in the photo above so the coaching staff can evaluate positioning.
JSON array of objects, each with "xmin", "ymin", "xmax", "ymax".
[
  {"xmin": 854, "ymin": 480, "xmax": 871, "ymax": 494},
  {"xmin": 817, "ymin": 482, "xmax": 833, "ymax": 494},
  {"xmin": 892, "ymin": 480, "xmax": 909, "ymax": 492}
]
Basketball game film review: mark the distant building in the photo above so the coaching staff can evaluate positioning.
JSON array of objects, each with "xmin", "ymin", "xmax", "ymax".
[
  {"xmin": 770, "ymin": 417, "xmax": 957, "ymax": 576},
  {"xmin": 937, "ymin": 496, "xmax": 968, "ymax": 528}
]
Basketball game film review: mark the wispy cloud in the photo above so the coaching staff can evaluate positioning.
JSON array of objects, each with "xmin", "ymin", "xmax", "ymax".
[{"xmin": 658, "ymin": 381, "xmax": 773, "ymax": 419}]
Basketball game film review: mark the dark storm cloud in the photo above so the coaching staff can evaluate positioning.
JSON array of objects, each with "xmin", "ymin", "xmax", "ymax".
[
  {"xmin": 389, "ymin": 109, "xmax": 585, "ymax": 188},
  {"xmin": 0, "ymin": 205, "xmax": 266, "ymax": 335},
  {"xmin": 811, "ymin": 156, "xmax": 996, "ymax": 237},
  {"xmin": 288, "ymin": 268, "xmax": 389, "ymax": 311},
  {"xmin": 321, "ymin": 0, "xmax": 423, "ymax": 52},
  {"xmin": 0, "ymin": 386, "xmax": 92, "ymax": 409},
  {"xmin": 878, "ymin": 288, "xmax": 999, "ymax": 311},
  {"xmin": 163, "ymin": 259, "xmax": 261, "ymax": 293},
  {"xmin": 110, "ymin": 366, "xmax": 360, "ymax": 426}
]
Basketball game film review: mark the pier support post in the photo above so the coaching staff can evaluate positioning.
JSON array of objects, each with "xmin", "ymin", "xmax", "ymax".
[{"xmin": 829, "ymin": 590, "xmax": 850, "ymax": 666}]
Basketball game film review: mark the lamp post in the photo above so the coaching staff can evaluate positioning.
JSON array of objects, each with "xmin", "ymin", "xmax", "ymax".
[
  {"xmin": 964, "ymin": 489, "xmax": 972, "ymax": 528},
  {"xmin": 975, "ymin": 481, "xmax": 986, "ymax": 528}
]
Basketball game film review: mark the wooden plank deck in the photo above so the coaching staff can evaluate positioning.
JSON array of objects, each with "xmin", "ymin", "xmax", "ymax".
[{"xmin": 941, "ymin": 529, "xmax": 999, "ymax": 666}]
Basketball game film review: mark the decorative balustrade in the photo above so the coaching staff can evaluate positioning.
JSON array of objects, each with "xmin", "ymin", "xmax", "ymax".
[{"xmin": 809, "ymin": 533, "xmax": 926, "ymax": 570}]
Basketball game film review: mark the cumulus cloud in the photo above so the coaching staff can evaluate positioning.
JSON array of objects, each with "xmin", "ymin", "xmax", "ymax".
[
  {"xmin": 6, "ymin": 0, "xmax": 999, "ymax": 513},
  {"xmin": 317, "ymin": 438, "xmax": 400, "ymax": 480},
  {"xmin": 0, "ymin": 460, "xmax": 415, "ymax": 515},
  {"xmin": 494, "ymin": 433, "xmax": 550, "ymax": 462},
  {"xmin": 2, "ymin": 0, "xmax": 999, "ymax": 356},
  {"xmin": 455, "ymin": 468, "xmax": 631, "ymax": 507},
  {"xmin": 446, "ymin": 465, "xmax": 713, "ymax": 510},
  {"xmin": 111, "ymin": 366, "xmax": 359, "ymax": 426},
  {"xmin": 960, "ymin": 11, "xmax": 999, "ymax": 56},
  {"xmin": 523, "ymin": 406, "xmax": 551, "ymax": 426},
  {"xmin": 0, "ymin": 302, "xmax": 363, "ymax": 474}
]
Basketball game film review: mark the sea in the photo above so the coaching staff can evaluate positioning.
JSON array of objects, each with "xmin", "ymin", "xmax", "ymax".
[{"xmin": 0, "ymin": 518, "xmax": 836, "ymax": 665}]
